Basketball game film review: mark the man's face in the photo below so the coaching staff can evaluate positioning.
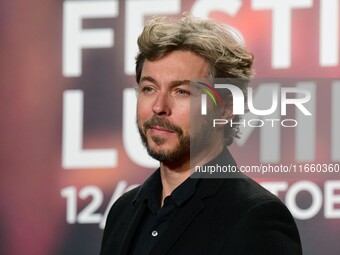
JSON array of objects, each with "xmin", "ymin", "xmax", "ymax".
[{"xmin": 136, "ymin": 50, "xmax": 212, "ymax": 162}]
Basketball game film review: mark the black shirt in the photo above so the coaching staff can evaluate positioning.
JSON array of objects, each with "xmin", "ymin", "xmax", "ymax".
[{"xmin": 129, "ymin": 170, "xmax": 199, "ymax": 255}]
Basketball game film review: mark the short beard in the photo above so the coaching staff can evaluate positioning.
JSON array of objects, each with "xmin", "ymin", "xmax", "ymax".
[{"xmin": 137, "ymin": 116, "xmax": 190, "ymax": 162}]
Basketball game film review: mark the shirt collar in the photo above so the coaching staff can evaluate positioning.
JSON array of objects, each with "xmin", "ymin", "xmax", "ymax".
[
  {"xmin": 132, "ymin": 148, "xmax": 235, "ymax": 209},
  {"xmin": 132, "ymin": 169, "xmax": 162, "ymax": 209},
  {"xmin": 132, "ymin": 169, "xmax": 200, "ymax": 211}
]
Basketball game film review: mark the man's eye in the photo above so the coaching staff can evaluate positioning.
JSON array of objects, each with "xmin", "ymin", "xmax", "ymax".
[
  {"xmin": 142, "ymin": 86, "xmax": 154, "ymax": 93},
  {"xmin": 177, "ymin": 89, "xmax": 191, "ymax": 95}
]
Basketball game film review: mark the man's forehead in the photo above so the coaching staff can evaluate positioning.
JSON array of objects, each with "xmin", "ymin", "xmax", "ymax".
[{"xmin": 140, "ymin": 51, "xmax": 210, "ymax": 78}]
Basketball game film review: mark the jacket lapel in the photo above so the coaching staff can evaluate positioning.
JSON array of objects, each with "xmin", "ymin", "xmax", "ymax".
[{"xmin": 118, "ymin": 201, "xmax": 147, "ymax": 255}]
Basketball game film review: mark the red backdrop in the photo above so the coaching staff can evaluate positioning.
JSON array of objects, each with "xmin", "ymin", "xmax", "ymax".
[{"xmin": 1, "ymin": 0, "xmax": 340, "ymax": 254}]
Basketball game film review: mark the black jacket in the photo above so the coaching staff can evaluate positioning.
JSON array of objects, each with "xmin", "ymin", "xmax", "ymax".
[{"xmin": 100, "ymin": 150, "xmax": 302, "ymax": 255}]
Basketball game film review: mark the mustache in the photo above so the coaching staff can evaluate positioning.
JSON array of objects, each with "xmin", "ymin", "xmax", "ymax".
[{"xmin": 143, "ymin": 116, "xmax": 183, "ymax": 135}]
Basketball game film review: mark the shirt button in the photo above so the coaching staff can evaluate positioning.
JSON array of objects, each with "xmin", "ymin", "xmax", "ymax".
[{"xmin": 151, "ymin": 230, "xmax": 158, "ymax": 237}]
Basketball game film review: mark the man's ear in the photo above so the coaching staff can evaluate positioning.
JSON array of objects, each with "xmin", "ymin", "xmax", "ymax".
[{"xmin": 220, "ymin": 99, "xmax": 234, "ymax": 120}]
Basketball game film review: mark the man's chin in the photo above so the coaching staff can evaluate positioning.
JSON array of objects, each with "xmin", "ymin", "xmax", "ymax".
[
  {"xmin": 140, "ymin": 131, "xmax": 190, "ymax": 163},
  {"xmin": 147, "ymin": 145, "xmax": 172, "ymax": 158},
  {"xmin": 147, "ymin": 149, "xmax": 175, "ymax": 162},
  {"xmin": 146, "ymin": 145, "xmax": 187, "ymax": 163}
]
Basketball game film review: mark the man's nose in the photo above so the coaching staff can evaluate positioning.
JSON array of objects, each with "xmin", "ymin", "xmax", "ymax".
[{"xmin": 152, "ymin": 93, "xmax": 171, "ymax": 116}]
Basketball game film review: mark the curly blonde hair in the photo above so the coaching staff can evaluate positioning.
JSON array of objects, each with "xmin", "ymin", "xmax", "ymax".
[{"xmin": 135, "ymin": 14, "xmax": 254, "ymax": 146}]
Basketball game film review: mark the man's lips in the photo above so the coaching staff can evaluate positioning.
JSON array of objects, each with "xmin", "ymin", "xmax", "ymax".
[{"xmin": 148, "ymin": 126, "xmax": 175, "ymax": 134}]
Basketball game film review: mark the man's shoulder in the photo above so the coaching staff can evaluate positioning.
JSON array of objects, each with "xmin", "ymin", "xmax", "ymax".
[
  {"xmin": 227, "ymin": 176, "xmax": 278, "ymax": 202},
  {"xmin": 205, "ymin": 175, "xmax": 286, "ymax": 212},
  {"xmin": 216, "ymin": 177, "xmax": 302, "ymax": 254}
]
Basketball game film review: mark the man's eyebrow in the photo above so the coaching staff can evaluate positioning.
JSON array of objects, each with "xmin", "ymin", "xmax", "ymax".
[
  {"xmin": 171, "ymin": 80, "xmax": 191, "ymax": 86},
  {"xmin": 139, "ymin": 76, "xmax": 157, "ymax": 85}
]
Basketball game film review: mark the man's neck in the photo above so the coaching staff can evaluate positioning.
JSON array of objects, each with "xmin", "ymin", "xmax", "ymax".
[{"xmin": 159, "ymin": 140, "xmax": 225, "ymax": 205}]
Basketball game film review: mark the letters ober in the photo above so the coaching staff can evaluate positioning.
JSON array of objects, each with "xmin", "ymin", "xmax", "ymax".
[{"xmin": 100, "ymin": 14, "xmax": 303, "ymax": 255}]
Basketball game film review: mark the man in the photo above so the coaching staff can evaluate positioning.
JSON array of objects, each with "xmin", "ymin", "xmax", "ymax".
[{"xmin": 100, "ymin": 14, "xmax": 302, "ymax": 255}]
